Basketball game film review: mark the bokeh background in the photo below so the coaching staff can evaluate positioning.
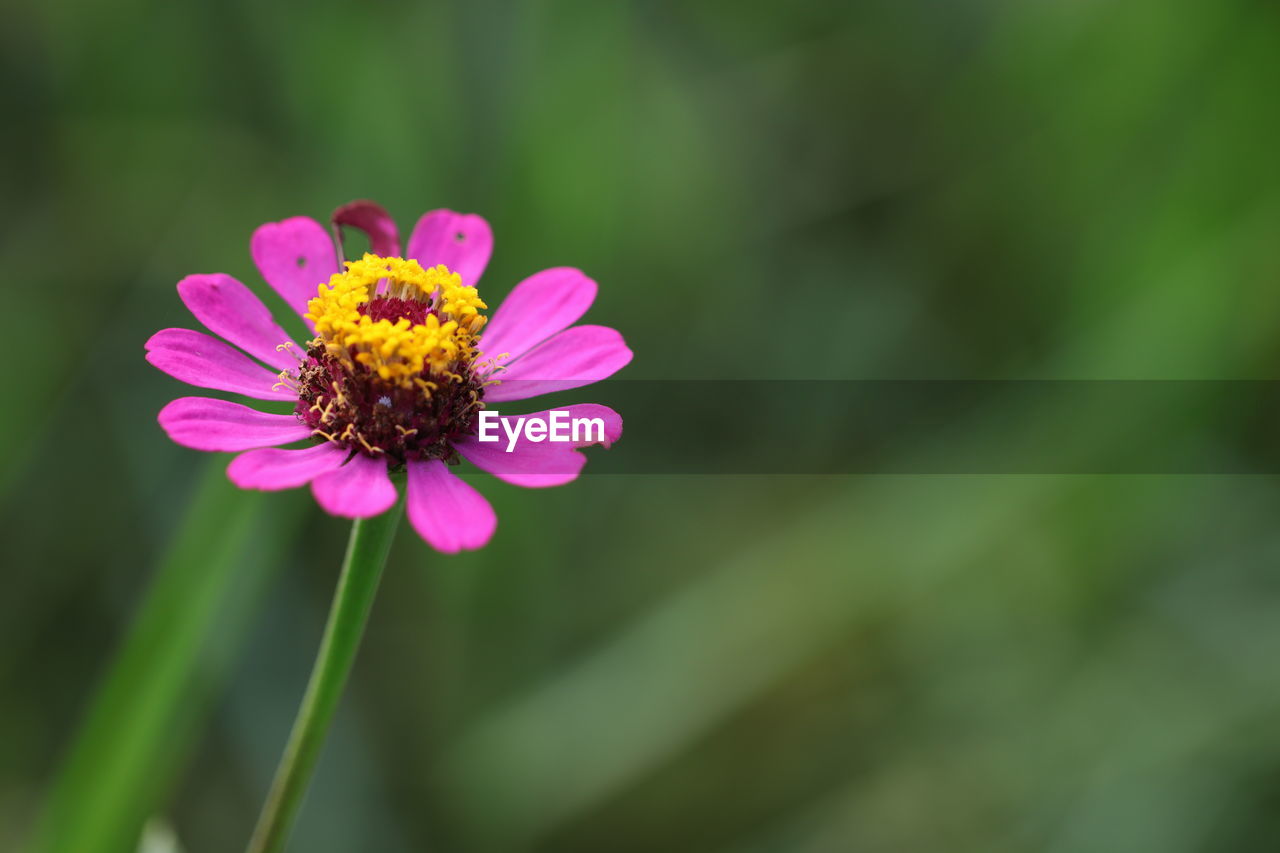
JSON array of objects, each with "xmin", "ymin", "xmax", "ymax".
[{"xmin": 5, "ymin": 1, "xmax": 1280, "ymax": 851}]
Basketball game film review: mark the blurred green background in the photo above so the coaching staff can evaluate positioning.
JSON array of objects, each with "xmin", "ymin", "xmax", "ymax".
[{"xmin": 4, "ymin": 0, "xmax": 1280, "ymax": 851}]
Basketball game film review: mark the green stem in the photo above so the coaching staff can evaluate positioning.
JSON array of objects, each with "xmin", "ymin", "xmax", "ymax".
[{"xmin": 246, "ymin": 493, "xmax": 405, "ymax": 853}]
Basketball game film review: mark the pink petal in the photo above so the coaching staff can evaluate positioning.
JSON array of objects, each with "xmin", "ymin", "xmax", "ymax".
[
  {"xmin": 479, "ymin": 267, "xmax": 598, "ymax": 366},
  {"xmin": 250, "ymin": 216, "xmax": 341, "ymax": 327},
  {"xmin": 145, "ymin": 328, "xmax": 296, "ymax": 401},
  {"xmin": 227, "ymin": 443, "xmax": 347, "ymax": 491},
  {"xmin": 177, "ymin": 274, "xmax": 299, "ymax": 371},
  {"xmin": 406, "ymin": 459, "xmax": 496, "ymax": 553},
  {"xmin": 158, "ymin": 397, "xmax": 312, "ymax": 452},
  {"xmin": 484, "ymin": 325, "xmax": 633, "ymax": 402},
  {"xmin": 406, "ymin": 210, "xmax": 493, "ymax": 287},
  {"xmin": 311, "ymin": 454, "xmax": 399, "ymax": 519},
  {"xmin": 331, "ymin": 199, "xmax": 401, "ymax": 257},
  {"xmin": 455, "ymin": 404, "xmax": 622, "ymax": 488}
]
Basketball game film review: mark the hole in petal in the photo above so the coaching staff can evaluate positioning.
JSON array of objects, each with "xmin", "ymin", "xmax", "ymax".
[
  {"xmin": 455, "ymin": 231, "xmax": 466, "ymax": 242},
  {"xmin": 296, "ymin": 255, "xmax": 307, "ymax": 268}
]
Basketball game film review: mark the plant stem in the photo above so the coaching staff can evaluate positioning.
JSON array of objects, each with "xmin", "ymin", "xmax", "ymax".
[{"xmin": 246, "ymin": 494, "xmax": 405, "ymax": 853}]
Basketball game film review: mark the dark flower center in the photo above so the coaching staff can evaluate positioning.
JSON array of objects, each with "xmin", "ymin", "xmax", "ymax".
[
  {"xmin": 294, "ymin": 338, "xmax": 485, "ymax": 467},
  {"xmin": 356, "ymin": 295, "xmax": 435, "ymax": 326}
]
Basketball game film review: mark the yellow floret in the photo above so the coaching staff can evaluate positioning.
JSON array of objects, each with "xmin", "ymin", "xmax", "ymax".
[{"xmin": 304, "ymin": 254, "xmax": 488, "ymax": 386}]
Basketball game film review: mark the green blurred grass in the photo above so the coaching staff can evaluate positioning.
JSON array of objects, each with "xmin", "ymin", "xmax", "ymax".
[
  {"xmin": 30, "ymin": 466, "xmax": 306, "ymax": 853},
  {"xmin": 4, "ymin": 0, "xmax": 1280, "ymax": 851}
]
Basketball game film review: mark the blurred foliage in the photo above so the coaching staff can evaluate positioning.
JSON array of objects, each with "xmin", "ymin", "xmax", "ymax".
[
  {"xmin": 3, "ymin": 0, "xmax": 1280, "ymax": 851},
  {"xmin": 30, "ymin": 467, "xmax": 307, "ymax": 853}
]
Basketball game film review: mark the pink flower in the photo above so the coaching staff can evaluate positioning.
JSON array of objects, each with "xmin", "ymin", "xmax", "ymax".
[{"xmin": 146, "ymin": 202, "xmax": 631, "ymax": 553}]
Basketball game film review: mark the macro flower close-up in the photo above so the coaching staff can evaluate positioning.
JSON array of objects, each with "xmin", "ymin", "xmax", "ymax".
[
  {"xmin": 139, "ymin": 200, "xmax": 634, "ymax": 851},
  {"xmin": 12, "ymin": 3, "xmax": 1280, "ymax": 852},
  {"xmin": 145, "ymin": 201, "xmax": 631, "ymax": 553}
]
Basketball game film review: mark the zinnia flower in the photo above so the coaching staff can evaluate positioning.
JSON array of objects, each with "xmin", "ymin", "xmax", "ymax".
[{"xmin": 146, "ymin": 201, "xmax": 631, "ymax": 552}]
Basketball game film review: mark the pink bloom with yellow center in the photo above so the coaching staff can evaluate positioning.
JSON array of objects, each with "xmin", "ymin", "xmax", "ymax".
[{"xmin": 146, "ymin": 202, "xmax": 632, "ymax": 552}]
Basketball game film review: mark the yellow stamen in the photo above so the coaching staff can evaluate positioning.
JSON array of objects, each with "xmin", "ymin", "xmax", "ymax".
[{"xmin": 304, "ymin": 254, "xmax": 488, "ymax": 387}]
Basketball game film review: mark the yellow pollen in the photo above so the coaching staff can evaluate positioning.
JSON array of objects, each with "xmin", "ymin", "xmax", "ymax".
[{"xmin": 304, "ymin": 254, "xmax": 488, "ymax": 386}]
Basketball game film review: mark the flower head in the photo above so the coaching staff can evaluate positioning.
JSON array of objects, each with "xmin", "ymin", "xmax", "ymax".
[{"xmin": 146, "ymin": 202, "xmax": 631, "ymax": 552}]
